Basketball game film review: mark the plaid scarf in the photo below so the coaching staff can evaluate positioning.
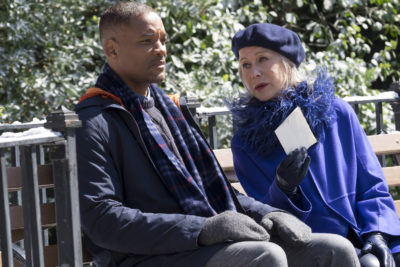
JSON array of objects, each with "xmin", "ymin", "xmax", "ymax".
[{"xmin": 95, "ymin": 64, "xmax": 236, "ymax": 216}]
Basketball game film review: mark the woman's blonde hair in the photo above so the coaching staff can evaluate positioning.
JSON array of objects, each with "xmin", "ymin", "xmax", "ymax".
[{"xmin": 279, "ymin": 55, "xmax": 305, "ymax": 88}]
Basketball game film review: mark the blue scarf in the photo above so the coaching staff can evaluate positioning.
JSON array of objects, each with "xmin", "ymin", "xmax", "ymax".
[
  {"xmin": 227, "ymin": 71, "xmax": 336, "ymax": 157},
  {"xmin": 96, "ymin": 64, "xmax": 236, "ymax": 216}
]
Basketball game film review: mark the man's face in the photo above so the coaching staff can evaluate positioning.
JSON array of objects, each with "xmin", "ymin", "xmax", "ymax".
[{"xmin": 107, "ymin": 12, "xmax": 167, "ymax": 92}]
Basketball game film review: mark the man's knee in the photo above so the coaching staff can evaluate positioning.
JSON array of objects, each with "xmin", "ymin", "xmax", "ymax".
[
  {"xmin": 323, "ymin": 234, "xmax": 357, "ymax": 257},
  {"xmin": 252, "ymin": 242, "xmax": 287, "ymax": 266},
  {"xmin": 359, "ymin": 253, "xmax": 380, "ymax": 267},
  {"xmin": 206, "ymin": 241, "xmax": 288, "ymax": 267},
  {"xmin": 310, "ymin": 233, "xmax": 360, "ymax": 266}
]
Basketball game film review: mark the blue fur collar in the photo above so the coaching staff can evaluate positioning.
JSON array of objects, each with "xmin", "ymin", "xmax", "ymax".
[{"xmin": 227, "ymin": 71, "xmax": 336, "ymax": 157}]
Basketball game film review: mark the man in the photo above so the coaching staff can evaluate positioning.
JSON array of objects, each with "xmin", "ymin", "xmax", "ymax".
[{"xmin": 75, "ymin": 2, "xmax": 360, "ymax": 266}]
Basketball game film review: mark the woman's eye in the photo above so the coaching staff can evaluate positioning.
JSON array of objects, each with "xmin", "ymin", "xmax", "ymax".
[
  {"xmin": 242, "ymin": 63, "xmax": 250, "ymax": 69},
  {"xmin": 259, "ymin": 57, "xmax": 268, "ymax": 62}
]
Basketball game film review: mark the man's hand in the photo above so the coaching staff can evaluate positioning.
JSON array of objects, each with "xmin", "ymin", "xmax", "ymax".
[
  {"xmin": 362, "ymin": 232, "xmax": 395, "ymax": 267},
  {"xmin": 260, "ymin": 211, "xmax": 311, "ymax": 246},
  {"xmin": 198, "ymin": 211, "xmax": 270, "ymax": 246},
  {"xmin": 276, "ymin": 147, "xmax": 310, "ymax": 194}
]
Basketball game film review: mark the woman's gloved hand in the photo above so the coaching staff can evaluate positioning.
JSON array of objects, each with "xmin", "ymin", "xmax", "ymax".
[
  {"xmin": 276, "ymin": 147, "xmax": 310, "ymax": 195},
  {"xmin": 361, "ymin": 232, "xmax": 395, "ymax": 267}
]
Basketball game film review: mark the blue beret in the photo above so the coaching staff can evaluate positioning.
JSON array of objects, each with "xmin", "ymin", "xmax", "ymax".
[{"xmin": 232, "ymin": 23, "xmax": 305, "ymax": 67}]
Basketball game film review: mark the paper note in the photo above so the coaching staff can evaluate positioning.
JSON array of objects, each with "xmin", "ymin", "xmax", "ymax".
[{"xmin": 274, "ymin": 107, "xmax": 317, "ymax": 154}]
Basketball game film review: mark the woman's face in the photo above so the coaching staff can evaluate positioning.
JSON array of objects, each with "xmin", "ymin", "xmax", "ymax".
[{"xmin": 238, "ymin": 46, "xmax": 287, "ymax": 102}]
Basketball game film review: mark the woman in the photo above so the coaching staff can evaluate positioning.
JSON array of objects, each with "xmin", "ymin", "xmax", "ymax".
[{"xmin": 228, "ymin": 22, "xmax": 400, "ymax": 267}]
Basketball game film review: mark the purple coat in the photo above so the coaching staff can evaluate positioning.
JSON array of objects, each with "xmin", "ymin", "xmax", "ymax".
[{"xmin": 232, "ymin": 97, "xmax": 400, "ymax": 252}]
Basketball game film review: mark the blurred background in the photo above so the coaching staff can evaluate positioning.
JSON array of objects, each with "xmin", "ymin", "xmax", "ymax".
[{"xmin": 1, "ymin": 0, "xmax": 399, "ymax": 144}]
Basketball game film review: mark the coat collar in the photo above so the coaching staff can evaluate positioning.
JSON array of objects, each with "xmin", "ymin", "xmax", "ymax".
[{"xmin": 228, "ymin": 70, "xmax": 336, "ymax": 157}]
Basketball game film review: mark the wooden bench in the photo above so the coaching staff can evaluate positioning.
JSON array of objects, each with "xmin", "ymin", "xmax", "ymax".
[
  {"xmin": 214, "ymin": 133, "xmax": 400, "ymax": 215},
  {"xmin": 4, "ymin": 164, "xmax": 92, "ymax": 266},
  {"xmin": 0, "ymin": 108, "xmax": 90, "ymax": 266}
]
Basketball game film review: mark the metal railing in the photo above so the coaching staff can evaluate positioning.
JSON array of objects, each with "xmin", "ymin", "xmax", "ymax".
[
  {"xmin": 195, "ymin": 85, "xmax": 400, "ymax": 149},
  {"xmin": 0, "ymin": 107, "xmax": 83, "ymax": 267}
]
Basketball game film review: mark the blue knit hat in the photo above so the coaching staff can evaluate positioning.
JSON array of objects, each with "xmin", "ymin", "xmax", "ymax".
[{"xmin": 232, "ymin": 23, "xmax": 305, "ymax": 67}]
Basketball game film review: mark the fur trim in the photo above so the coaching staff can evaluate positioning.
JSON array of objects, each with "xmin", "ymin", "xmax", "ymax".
[{"xmin": 227, "ymin": 71, "xmax": 336, "ymax": 157}]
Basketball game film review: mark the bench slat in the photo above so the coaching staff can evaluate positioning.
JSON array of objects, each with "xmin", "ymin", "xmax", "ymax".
[
  {"xmin": 7, "ymin": 164, "xmax": 54, "ymax": 191},
  {"xmin": 28, "ymin": 244, "xmax": 92, "ymax": 267},
  {"xmin": 231, "ymin": 182, "xmax": 246, "ymax": 195},
  {"xmin": 368, "ymin": 133, "xmax": 400, "ymax": 155},
  {"xmin": 10, "ymin": 202, "xmax": 56, "ymax": 231},
  {"xmin": 384, "ymin": 166, "xmax": 400, "ymax": 186},
  {"xmin": 395, "ymin": 200, "xmax": 400, "ymax": 218},
  {"xmin": 213, "ymin": 149, "xmax": 234, "ymax": 171}
]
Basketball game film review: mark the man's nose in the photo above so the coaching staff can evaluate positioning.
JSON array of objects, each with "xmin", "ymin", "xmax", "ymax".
[{"xmin": 153, "ymin": 40, "xmax": 167, "ymax": 56}]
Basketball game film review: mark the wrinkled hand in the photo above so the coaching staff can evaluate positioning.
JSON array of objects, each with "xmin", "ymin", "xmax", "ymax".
[
  {"xmin": 276, "ymin": 147, "xmax": 310, "ymax": 194},
  {"xmin": 198, "ymin": 211, "xmax": 270, "ymax": 246},
  {"xmin": 260, "ymin": 211, "xmax": 311, "ymax": 246},
  {"xmin": 362, "ymin": 232, "xmax": 395, "ymax": 267}
]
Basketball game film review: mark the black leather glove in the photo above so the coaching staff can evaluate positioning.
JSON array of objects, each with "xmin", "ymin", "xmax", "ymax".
[
  {"xmin": 260, "ymin": 211, "xmax": 312, "ymax": 246},
  {"xmin": 361, "ymin": 232, "xmax": 395, "ymax": 267},
  {"xmin": 276, "ymin": 147, "xmax": 310, "ymax": 195},
  {"xmin": 198, "ymin": 211, "xmax": 270, "ymax": 246}
]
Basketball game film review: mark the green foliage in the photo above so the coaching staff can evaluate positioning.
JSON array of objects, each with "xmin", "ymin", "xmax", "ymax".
[
  {"xmin": 0, "ymin": 0, "xmax": 108, "ymax": 122},
  {"xmin": 1, "ymin": 0, "xmax": 399, "ymax": 142}
]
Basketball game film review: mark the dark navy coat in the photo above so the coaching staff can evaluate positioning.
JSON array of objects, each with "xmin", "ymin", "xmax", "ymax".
[
  {"xmin": 232, "ymin": 98, "xmax": 400, "ymax": 253},
  {"xmin": 75, "ymin": 85, "xmax": 276, "ymax": 267}
]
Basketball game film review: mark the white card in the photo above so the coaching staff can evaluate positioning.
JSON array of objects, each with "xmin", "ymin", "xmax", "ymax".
[{"xmin": 274, "ymin": 107, "xmax": 317, "ymax": 154}]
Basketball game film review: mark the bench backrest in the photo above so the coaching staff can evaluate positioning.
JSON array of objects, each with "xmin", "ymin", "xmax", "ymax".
[
  {"xmin": 0, "ymin": 108, "xmax": 86, "ymax": 267},
  {"xmin": 214, "ymin": 133, "xmax": 400, "ymax": 215},
  {"xmin": 5, "ymin": 163, "xmax": 92, "ymax": 266}
]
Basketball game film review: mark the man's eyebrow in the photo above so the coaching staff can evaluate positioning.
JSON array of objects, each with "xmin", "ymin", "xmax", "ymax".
[
  {"xmin": 141, "ymin": 32, "xmax": 155, "ymax": 37},
  {"xmin": 140, "ymin": 31, "xmax": 168, "ymax": 38}
]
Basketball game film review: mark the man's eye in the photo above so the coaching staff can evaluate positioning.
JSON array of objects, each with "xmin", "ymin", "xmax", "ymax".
[
  {"xmin": 260, "ymin": 57, "xmax": 268, "ymax": 62},
  {"xmin": 242, "ymin": 63, "xmax": 250, "ymax": 69},
  {"xmin": 141, "ymin": 39, "xmax": 152, "ymax": 44}
]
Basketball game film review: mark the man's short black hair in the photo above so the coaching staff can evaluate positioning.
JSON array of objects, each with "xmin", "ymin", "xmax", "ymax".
[{"xmin": 99, "ymin": 1, "xmax": 156, "ymax": 44}]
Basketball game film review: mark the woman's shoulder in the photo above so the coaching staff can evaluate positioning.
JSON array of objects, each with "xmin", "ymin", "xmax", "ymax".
[
  {"xmin": 231, "ymin": 133, "xmax": 245, "ymax": 150},
  {"xmin": 231, "ymin": 133, "xmax": 257, "ymax": 155},
  {"xmin": 332, "ymin": 97, "xmax": 356, "ymax": 116},
  {"xmin": 329, "ymin": 97, "xmax": 362, "ymax": 129}
]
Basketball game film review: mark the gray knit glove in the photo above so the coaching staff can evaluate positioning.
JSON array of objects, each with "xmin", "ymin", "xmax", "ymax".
[
  {"xmin": 198, "ymin": 211, "xmax": 270, "ymax": 246},
  {"xmin": 260, "ymin": 211, "xmax": 311, "ymax": 246}
]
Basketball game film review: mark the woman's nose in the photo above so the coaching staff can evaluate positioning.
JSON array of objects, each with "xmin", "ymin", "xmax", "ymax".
[{"xmin": 251, "ymin": 66, "xmax": 262, "ymax": 78}]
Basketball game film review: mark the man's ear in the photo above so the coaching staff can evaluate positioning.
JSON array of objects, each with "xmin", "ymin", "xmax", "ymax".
[{"xmin": 104, "ymin": 38, "xmax": 118, "ymax": 60}]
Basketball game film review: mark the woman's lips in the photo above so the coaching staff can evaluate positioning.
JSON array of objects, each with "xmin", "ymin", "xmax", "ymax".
[{"xmin": 254, "ymin": 83, "xmax": 268, "ymax": 91}]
